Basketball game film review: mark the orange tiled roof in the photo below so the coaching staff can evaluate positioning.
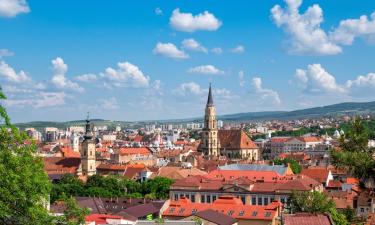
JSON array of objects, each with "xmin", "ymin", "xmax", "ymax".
[
  {"xmin": 301, "ymin": 168, "xmax": 330, "ymax": 183},
  {"xmin": 60, "ymin": 146, "xmax": 80, "ymax": 158},
  {"xmin": 43, "ymin": 157, "xmax": 81, "ymax": 174},
  {"xmin": 163, "ymin": 196, "xmax": 281, "ymax": 221},
  {"xmin": 218, "ymin": 130, "xmax": 258, "ymax": 150},
  {"xmin": 119, "ymin": 147, "xmax": 151, "ymax": 156}
]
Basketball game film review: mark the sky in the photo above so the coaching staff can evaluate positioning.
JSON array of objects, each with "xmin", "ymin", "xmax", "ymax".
[{"xmin": 1, "ymin": 0, "xmax": 375, "ymax": 122}]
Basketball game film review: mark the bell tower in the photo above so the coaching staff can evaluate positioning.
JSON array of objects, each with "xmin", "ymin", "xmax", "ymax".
[
  {"xmin": 79, "ymin": 113, "xmax": 96, "ymax": 176},
  {"xmin": 200, "ymin": 84, "xmax": 219, "ymax": 156}
]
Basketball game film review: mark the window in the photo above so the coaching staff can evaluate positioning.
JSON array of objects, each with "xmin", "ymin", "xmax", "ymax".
[
  {"xmin": 201, "ymin": 195, "xmax": 205, "ymax": 203},
  {"xmin": 265, "ymin": 212, "xmax": 271, "ymax": 217},
  {"xmin": 258, "ymin": 197, "xmax": 263, "ymax": 205},
  {"xmin": 212, "ymin": 195, "xmax": 217, "ymax": 202},
  {"xmin": 251, "ymin": 196, "xmax": 257, "ymax": 205},
  {"xmin": 252, "ymin": 211, "xmax": 258, "ymax": 217},
  {"xmin": 179, "ymin": 208, "xmax": 185, "ymax": 214},
  {"xmin": 241, "ymin": 196, "xmax": 246, "ymax": 204},
  {"xmin": 191, "ymin": 195, "xmax": 195, "ymax": 203},
  {"xmin": 361, "ymin": 208, "xmax": 364, "ymax": 212},
  {"xmin": 180, "ymin": 194, "xmax": 184, "ymax": 199},
  {"xmin": 207, "ymin": 195, "xmax": 211, "ymax": 203},
  {"xmin": 227, "ymin": 210, "xmax": 234, "ymax": 216},
  {"xmin": 238, "ymin": 211, "xmax": 244, "ymax": 216},
  {"xmin": 270, "ymin": 196, "xmax": 275, "ymax": 202},
  {"xmin": 174, "ymin": 194, "xmax": 178, "ymax": 201},
  {"xmin": 192, "ymin": 209, "xmax": 197, "ymax": 214},
  {"xmin": 169, "ymin": 208, "xmax": 175, "ymax": 213},
  {"xmin": 280, "ymin": 197, "xmax": 285, "ymax": 204},
  {"xmin": 264, "ymin": 197, "xmax": 269, "ymax": 205}
]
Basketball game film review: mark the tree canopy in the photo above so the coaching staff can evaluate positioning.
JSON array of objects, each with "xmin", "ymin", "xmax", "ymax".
[
  {"xmin": 270, "ymin": 158, "xmax": 302, "ymax": 174},
  {"xmin": 0, "ymin": 89, "xmax": 52, "ymax": 224}
]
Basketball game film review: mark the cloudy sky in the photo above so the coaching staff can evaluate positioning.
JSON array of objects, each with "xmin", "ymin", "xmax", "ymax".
[{"xmin": 1, "ymin": 0, "xmax": 375, "ymax": 122}]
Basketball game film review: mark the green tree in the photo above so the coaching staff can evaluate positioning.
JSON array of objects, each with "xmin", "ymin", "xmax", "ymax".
[
  {"xmin": 55, "ymin": 196, "xmax": 89, "ymax": 225},
  {"xmin": 271, "ymin": 158, "xmax": 302, "ymax": 174},
  {"xmin": 290, "ymin": 191, "xmax": 348, "ymax": 225},
  {"xmin": 141, "ymin": 177, "xmax": 174, "ymax": 199},
  {"xmin": 331, "ymin": 117, "xmax": 375, "ymax": 182},
  {"xmin": 0, "ymin": 89, "xmax": 52, "ymax": 224}
]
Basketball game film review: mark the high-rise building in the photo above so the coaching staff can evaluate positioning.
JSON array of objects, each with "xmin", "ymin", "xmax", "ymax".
[
  {"xmin": 78, "ymin": 114, "xmax": 96, "ymax": 176},
  {"xmin": 199, "ymin": 84, "xmax": 219, "ymax": 156}
]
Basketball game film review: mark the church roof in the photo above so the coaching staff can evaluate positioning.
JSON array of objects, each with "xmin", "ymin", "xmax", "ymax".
[
  {"xmin": 207, "ymin": 83, "xmax": 214, "ymax": 106},
  {"xmin": 218, "ymin": 130, "xmax": 258, "ymax": 150},
  {"xmin": 218, "ymin": 164, "xmax": 289, "ymax": 176}
]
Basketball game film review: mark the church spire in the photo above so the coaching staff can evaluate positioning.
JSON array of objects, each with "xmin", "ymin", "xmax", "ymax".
[
  {"xmin": 84, "ymin": 112, "xmax": 93, "ymax": 140},
  {"xmin": 207, "ymin": 83, "xmax": 214, "ymax": 106}
]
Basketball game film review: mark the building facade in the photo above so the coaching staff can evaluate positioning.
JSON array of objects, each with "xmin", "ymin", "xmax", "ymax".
[{"xmin": 78, "ymin": 116, "xmax": 96, "ymax": 176}]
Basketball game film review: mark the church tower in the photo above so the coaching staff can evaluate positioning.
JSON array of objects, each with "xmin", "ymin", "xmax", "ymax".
[
  {"xmin": 200, "ymin": 84, "xmax": 219, "ymax": 156},
  {"xmin": 79, "ymin": 113, "xmax": 96, "ymax": 176}
]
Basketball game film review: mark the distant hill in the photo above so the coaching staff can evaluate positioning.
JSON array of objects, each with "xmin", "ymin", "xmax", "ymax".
[
  {"xmin": 218, "ymin": 101, "xmax": 375, "ymax": 121},
  {"xmin": 14, "ymin": 101, "xmax": 375, "ymax": 129}
]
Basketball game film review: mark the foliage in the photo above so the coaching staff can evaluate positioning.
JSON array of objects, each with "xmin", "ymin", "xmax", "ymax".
[
  {"xmin": 51, "ymin": 174, "xmax": 174, "ymax": 203},
  {"xmin": 330, "ymin": 117, "xmax": 375, "ymax": 182},
  {"xmin": 55, "ymin": 196, "xmax": 89, "ymax": 225},
  {"xmin": 290, "ymin": 191, "xmax": 348, "ymax": 225},
  {"xmin": 270, "ymin": 158, "xmax": 302, "ymax": 174},
  {"xmin": 0, "ymin": 89, "xmax": 52, "ymax": 225}
]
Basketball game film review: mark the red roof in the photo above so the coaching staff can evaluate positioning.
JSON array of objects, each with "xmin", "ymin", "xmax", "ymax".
[
  {"xmin": 59, "ymin": 146, "xmax": 80, "ymax": 158},
  {"xmin": 297, "ymin": 137, "xmax": 322, "ymax": 143},
  {"xmin": 271, "ymin": 137, "xmax": 290, "ymax": 143},
  {"xmin": 301, "ymin": 168, "xmax": 330, "ymax": 183},
  {"xmin": 218, "ymin": 130, "xmax": 258, "ymax": 149},
  {"xmin": 86, "ymin": 214, "xmax": 124, "ymax": 224},
  {"xmin": 163, "ymin": 196, "xmax": 281, "ymax": 221},
  {"xmin": 284, "ymin": 213, "xmax": 333, "ymax": 225},
  {"xmin": 119, "ymin": 147, "xmax": 151, "ymax": 156}
]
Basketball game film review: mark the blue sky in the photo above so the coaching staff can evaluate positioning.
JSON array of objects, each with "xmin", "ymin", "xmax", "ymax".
[{"xmin": 1, "ymin": 0, "xmax": 375, "ymax": 122}]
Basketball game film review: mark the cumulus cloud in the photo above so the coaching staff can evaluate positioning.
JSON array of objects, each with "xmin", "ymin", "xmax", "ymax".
[
  {"xmin": 271, "ymin": 0, "xmax": 341, "ymax": 55},
  {"xmin": 294, "ymin": 64, "xmax": 346, "ymax": 94},
  {"xmin": 188, "ymin": 65, "xmax": 224, "ymax": 75},
  {"xmin": 346, "ymin": 73, "xmax": 375, "ymax": 89},
  {"xmin": 230, "ymin": 45, "xmax": 245, "ymax": 53},
  {"xmin": 4, "ymin": 91, "xmax": 66, "ymax": 108},
  {"xmin": 271, "ymin": 0, "xmax": 375, "ymax": 55},
  {"xmin": 239, "ymin": 70, "xmax": 246, "ymax": 87},
  {"xmin": 102, "ymin": 61, "xmax": 150, "ymax": 88},
  {"xmin": 170, "ymin": 8, "xmax": 222, "ymax": 32},
  {"xmin": 330, "ymin": 12, "xmax": 375, "ymax": 45},
  {"xmin": 153, "ymin": 42, "xmax": 189, "ymax": 59},
  {"xmin": 0, "ymin": 60, "xmax": 31, "ymax": 83},
  {"xmin": 0, "ymin": 49, "xmax": 14, "ymax": 58},
  {"xmin": 51, "ymin": 57, "xmax": 84, "ymax": 92},
  {"xmin": 182, "ymin": 38, "xmax": 207, "ymax": 53},
  {"xmin": 0, "ymin": 0, "xmax": 30, "ymax": 18},
  {"xmin": 173, "ymin": 82, "xmax": 204, "ymax": 96},
  {"xmin": 211, "ymin": 47, "xmax": 223, "ymax": 55},
  {"xmin": 252, "ymin": 77, "xmax": 281, "ymax": 104},
  {"xmin": 74, "ymin": 73, "xmax": 98, "ymax": 83}
]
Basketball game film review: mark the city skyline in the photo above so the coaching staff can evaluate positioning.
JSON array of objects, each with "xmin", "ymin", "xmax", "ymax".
[{"xmin": 1, "ymin": 0, "xmax": 375, "ymax": 122}]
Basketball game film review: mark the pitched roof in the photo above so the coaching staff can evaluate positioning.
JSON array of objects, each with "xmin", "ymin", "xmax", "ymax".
[
  {"xmin": 301, "ymin": 168, "xmax": 330, "ymax": 183},
  {"xmin": 163, "ymin": 196, "xmax": 280, "ymax": 221},
  {"xmin": 119, "ymin": 147, "xmax": 151, "ymax": 156},
  {"xmin": 284, "ymin": 213, "xmax": 333, "ymax": 225},
  {"xmin": 218, "ymin": 130, "xmax": 258, "ymax": 150},
  {"xmin": 218, "ymin": 164, "xmax": 289, "ymax": 176},
  {"xmin": 195, "ymin": 209, "xmax": 237, "ymax": 225},
  {"xmin": 43, "ymin": 157, "xmax": 81, "ymax": 175},
  {"xmin": 121, "ymin": 203, "xmax": 160, "ymax": 218},
  {"xmin": 156, "ymin": 167, "xmax": 207, "ymax": 180}
]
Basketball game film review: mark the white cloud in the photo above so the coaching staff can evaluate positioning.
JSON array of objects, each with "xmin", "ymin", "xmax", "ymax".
[
  {"xmin": 346, "ymin": 73, "xmax": 375, "ymax": 89},
  {"xmin": 252, "ymin": 77, "xmax": 281, "ymax": 104},
  {"xmin": 211, "ymin": 47, "xmax": 223, "ymax": 55},
  {"xmin": 4, "ymin": 91, "xmax": 66, "ymax": 108},
  {"xmin": 153, "ymin": 42, "xmax": 189, "ymax": 59},
  {"xmin": 0, "ymin": 49, "xmax": 14, "ymax": 58},
  {"xmin": 51, "ymin": 57, "xmax": 84, "ymax": 92},
  {"xmin": 230, "ymin": 45, "xmax": 245, "ymax": 53},
  {"xmin": 330, "ymin": 12, "xmax": 375, "ymax": 45},
  {"xmin": 188, "ymin": 65, "xmax": 224, "ymax": 75},
  {"xmin": 0, "ymin": 60, "xmax": 31, "ymax": 83},
  {"xmin": 271, "ymin": 0, "xmax": 341, "ymax": 55},
  {"xmin": 182, "ymin": 38, "xmax": 207, "ymax": 53},
  {"xmin": 173, "ymin": 82, "xmax": 204, "ymax": 96},
  {"xmin": 155, "ymin": 7, "xmax": 163, "ymax": 16},
  {"xmin": 0, "ymin": 0, "xmax": 30, "ymax": 18},
  {"xmin": 74, "ymin": 73, "xmax": 98, "ymax": 83},
  {"xmin": 102, "ymin": 61, "xmax": 150, "ymax": 88},
  {"xmin": 294, "ymin": 64, "xmax": 346, "ymax": 94},
  {"xmin": 169, "ymin": 8, "xmax": 222, "ymax": 32},
  {"xmin": 239, "ymin": 70, "xmax": 246, "ymax": 87}
]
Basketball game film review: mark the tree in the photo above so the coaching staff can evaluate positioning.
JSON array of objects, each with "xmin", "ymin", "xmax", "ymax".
[
  {"xmin": 55, "ymin": 196, "xmax": 89, "ymax": 225},
  {"xmin": 141, "ymin": 177, "xmax": 174, "ymax": 199},
  {"xmin": 290, "ymin": 191, "xmax": 348, "ymax": 225},
  {"xmin": 271, "ymin": 158, "xmax": 302, "ymax": 174},
  {"xmin": 0, "ymin": 89, "xmax": 52, "ymax": 224},
  {"xmin": 331, "ymin": 117, "xmax": 375, "ymax": 183}
]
